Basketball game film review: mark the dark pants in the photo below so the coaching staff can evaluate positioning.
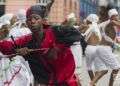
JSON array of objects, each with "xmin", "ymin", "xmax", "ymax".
[{"xmin": 27, "ymin": 57, "xmax": 50, "ymax": 85}]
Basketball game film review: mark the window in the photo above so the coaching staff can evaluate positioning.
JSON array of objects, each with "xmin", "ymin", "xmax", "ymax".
[{"xmin": 0, "ymin": 0, "xmax": 5, "ymax": 16}]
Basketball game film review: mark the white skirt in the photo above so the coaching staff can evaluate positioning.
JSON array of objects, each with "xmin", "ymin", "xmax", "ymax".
[{"xmin": 85, "ymin": 45, "xmax": 108, "ymax": 71}]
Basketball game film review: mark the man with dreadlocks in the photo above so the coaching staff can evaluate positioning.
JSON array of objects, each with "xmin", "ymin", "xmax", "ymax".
[{"xmin": 0, "ymin": 1, "xmax": 80, "ymax": 86}]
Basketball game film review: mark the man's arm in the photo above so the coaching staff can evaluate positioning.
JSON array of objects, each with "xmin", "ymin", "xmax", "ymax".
[
  {"xmin": 79, "ymin": 24, "xmax": 89, "ymax": 33},
  {"xmin": 99, "ymin": 20, "xmax": 110, "ymax": 29}
]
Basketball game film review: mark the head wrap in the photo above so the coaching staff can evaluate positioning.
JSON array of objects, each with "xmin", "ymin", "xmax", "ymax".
[
  {"xmin": 84, "ymin": 14, "xmax": 101, "ymax": 41},
  {"xmin": 0, "ymin": 13, "xmax": 14, "ymax": 23},
  {"xmin": 26, "ymin": 5, "xmax": 47, "ymax": 18},
  {"xmin": 0, "ymin": 13, "xmax": 14, "ymax": 28},
  {"xmin": 86, "ymin": 14, "xmax": 99, "ymax": 23},
  {"xmin": 108, "ymin": 8, "xmax": 118, "ymax": 18},
  {"xmin": 26, "ymin": 0, "xmax": 54, "ymax": 19},
  {"xmin": 16, "ymin": 9, "xmax": 26, "ymax": 22}
]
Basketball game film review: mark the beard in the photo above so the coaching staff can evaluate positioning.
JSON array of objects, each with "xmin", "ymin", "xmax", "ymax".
[{"xmin": 31, "ymin": 24, "xmax": 42, "ymax": 32}]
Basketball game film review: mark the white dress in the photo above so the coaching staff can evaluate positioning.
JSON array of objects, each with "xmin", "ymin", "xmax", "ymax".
[{"xmin": 0, "ymin": 53, "xmax": 34, "ymax": 86}]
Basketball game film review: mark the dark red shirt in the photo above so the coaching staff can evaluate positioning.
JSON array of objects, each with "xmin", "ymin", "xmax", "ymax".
[{"xmin": 0, "ymin": 27, "xmax": 78, "ymax": 86}]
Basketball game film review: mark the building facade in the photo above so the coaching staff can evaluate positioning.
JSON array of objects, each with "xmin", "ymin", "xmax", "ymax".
[
  {"xmin": 0, "ymin": 0, "xmax": 80, "ymax": 24},
  {"xmin": 49, "ymin": 0, "xmax": 80, "ymax": 24},
  {"xmin": 80, "ymin": 0, "xmax": 98, "ymax": 20}
]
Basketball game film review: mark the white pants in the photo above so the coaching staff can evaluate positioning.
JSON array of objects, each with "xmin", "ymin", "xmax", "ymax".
[
  {"xmin": 85, "ymin": 45, "xmax": 107, "ymax": 71},
  {"xmin": 70, "ymin": 42, "xmax": 82, "ymax": 74},
  {"xmin": 96, "ymin": 45, "xmax": 120, "ymax": 70}
]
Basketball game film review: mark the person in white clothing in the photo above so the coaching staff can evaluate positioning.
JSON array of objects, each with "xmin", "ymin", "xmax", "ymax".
[
  {"xmin": 83, "ymin": 14, "xmax": 107, "ymax": 86},
  {"xmin": 8, "ymin": 9, "xmax": 31, "ymax": 39},
  {"xmin": 90, "ymin": 8, "xmax": 120, "ymax": 86},
  {"xmin": 0, "ymin": 13, "xmax": 18, "ymax": 40}
]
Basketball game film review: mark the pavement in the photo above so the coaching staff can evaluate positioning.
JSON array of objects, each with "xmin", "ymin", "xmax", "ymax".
[{"xmin": 79, "ymin": 50, "xmax": 120, "ymax": 86}]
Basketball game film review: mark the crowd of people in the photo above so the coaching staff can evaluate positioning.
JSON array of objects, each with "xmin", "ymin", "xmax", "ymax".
[{"xmin": 0, "ymin": 1, "xmax": 120, "ymax": 86}]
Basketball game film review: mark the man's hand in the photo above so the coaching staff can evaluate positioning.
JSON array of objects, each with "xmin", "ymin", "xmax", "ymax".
[
  {"xmin": 15, "ymin": 47, "xmax": 30, "ymax": 56},
  {"xmin": 111, "ymin": 20, "xmax": 120, "ymax": 27}
]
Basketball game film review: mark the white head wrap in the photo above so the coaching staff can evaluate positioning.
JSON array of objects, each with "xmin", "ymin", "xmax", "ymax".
[
  {"xmin": 84, "ymin": 14, "xmax": 101, "ymax": 41},
  {"xmin": 0, "ymin": 21, "xmax": 10, "ymax": 28},
  {"xmin": 0, "ymin": 13, "xmax": 14, "ymax": 28},
  {"xmin": 12, "ymin": 9, "xmax": 26, "ymax": 29},
  {"xmin": 108, "ymin": 9, "xmax": 118, "ymax": 18},
  {"xmin": 0, "ymin": 14, "xmax": 14, "ymax": 23},
  {"xmin": 16, "ymin": 9, "xmax": 26, "ymax": 22},
  {"xmin": 86, "ymin": 14, "xmax": 99, "ymax": 23}
]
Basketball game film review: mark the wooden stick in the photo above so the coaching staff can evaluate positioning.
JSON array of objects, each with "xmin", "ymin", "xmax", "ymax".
[{"xmin": 4, "ymin": 48, "xmax": 49, "ymax": 58}]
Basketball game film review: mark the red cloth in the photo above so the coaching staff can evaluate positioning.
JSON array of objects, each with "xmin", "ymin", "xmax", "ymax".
[
  {"xmin": 40, "ymin": 29, "xmax": 78, "ymax": 85},
  {"xmin": 0, "ymin": 28, "xmax": 79, "ymax": 86},
  {"xmin": 0, "ymin": 35, "xmax": 32, "ymax": 55}
]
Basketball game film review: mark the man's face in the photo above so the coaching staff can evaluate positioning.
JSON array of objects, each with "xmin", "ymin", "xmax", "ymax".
[
  {"xmin": 111, "ymin": 15, "xmax": 119, "ymax": 21},
  {"xmin": 26, "ymin": 14, "xmax": 42, "ymax": 32}
]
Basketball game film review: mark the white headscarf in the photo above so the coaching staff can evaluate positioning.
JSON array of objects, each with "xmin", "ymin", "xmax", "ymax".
[
  {"xmin": 9, "ymin": 9, "xmax": 31, "ymax": 38},
  {"xmin": 84, "ymin": 14, "xmax": 102, "ymax": 41},
  {"xmin": 0, "ymin": 13, "xmax": 14, "ymax": 28},
  {"xmin": 12, "ymin": 9, "xmax": 26, "ymax": 28},
  {"xmin": 16, "ymin": 9, "xmax": 26, "ymax": 22},
  {"xmin": 108, "ymin": 9, "xmax": 118, "ymax": 18},
  {"xmin": 0, "ymin": 14, "xmax": 14, "ymax": 23},
  {"xmin": 86, "ymin": 14, "xmax": 99, "ymax": 23}
]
